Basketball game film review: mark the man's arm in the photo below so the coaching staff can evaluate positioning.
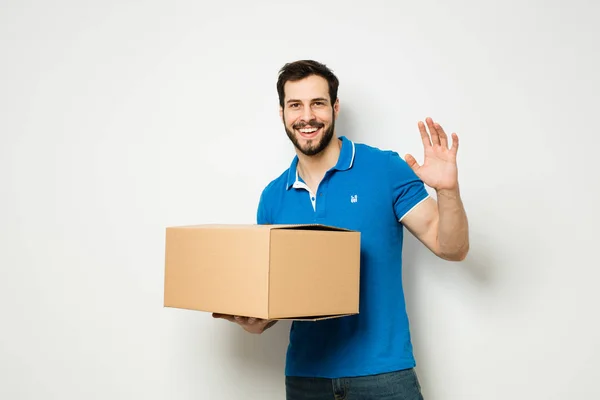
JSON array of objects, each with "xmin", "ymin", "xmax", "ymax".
[
  {"xmin": 401, "ymin": 188, "xmax": 469, "ymax": 261},
  {"xmin": 399, "ymin": 117, "xmax": 469, "ymax": 261}
]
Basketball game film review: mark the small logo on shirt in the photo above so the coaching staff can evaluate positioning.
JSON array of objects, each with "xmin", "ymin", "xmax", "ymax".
[{"xmin": 350, "ymin": 195, "xmax": 358, "ymax": 203}]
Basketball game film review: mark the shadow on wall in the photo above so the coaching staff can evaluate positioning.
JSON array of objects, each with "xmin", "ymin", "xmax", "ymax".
[
  {"xmin": 225, "ymin": 318, "xmax": 291, "ymax": 378},
  {"xmin": 401, "ymin": 223, "xmax": 496, "ymax": 394},
  {"xmin": 333, "ymin": 89, "xmax": 386, "ymax": 146},
  {"xmin": 335, "ymin": 100, "xmax": 356, "ymax": 141}
]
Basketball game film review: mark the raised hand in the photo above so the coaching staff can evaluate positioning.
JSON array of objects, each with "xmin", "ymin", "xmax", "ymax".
[
  {"xmin": 404, "ymin": 117, "xmax": 459, "ymax": 191},
  {"xmin": 212, "ymin": 313, "xmax": 276, "ymax": 334}
]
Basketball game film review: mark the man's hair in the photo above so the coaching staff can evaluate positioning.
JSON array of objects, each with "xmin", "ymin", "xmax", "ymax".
[{"xmin": 276, "ymin": 60, "xmax": 339, "ymax": 108}]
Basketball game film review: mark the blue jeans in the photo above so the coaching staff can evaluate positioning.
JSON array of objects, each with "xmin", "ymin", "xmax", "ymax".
[{"xmin": 285, "ymin": 368, "xmax": 424, "ymax": 400}]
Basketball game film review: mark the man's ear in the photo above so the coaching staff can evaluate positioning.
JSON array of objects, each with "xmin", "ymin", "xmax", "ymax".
[
  {"xmin": 333, "ymin": 98, "xmax": 340, "ymax": 119},
  {"xmin": 279, "ymin": 106, "xmax": 283, "ymax": 119}
]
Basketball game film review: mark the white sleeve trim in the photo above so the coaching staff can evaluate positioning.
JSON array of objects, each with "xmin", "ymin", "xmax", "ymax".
[{"xmin": 398, "ymin": 194, "xmax": 430, "ymax": 222}]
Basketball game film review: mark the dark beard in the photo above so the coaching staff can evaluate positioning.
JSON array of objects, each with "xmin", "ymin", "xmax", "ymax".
[{"xmin": 284, "ymin": 117, "xmax": 335, "ymax": 157}]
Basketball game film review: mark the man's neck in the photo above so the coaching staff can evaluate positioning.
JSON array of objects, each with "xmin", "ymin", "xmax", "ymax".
[{"xmin": 296, "ymin": 136, "xmax": 342, "ymax": 192}]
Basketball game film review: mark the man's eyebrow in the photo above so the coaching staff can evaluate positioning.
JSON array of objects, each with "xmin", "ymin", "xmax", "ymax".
[{"xmin": 286, "ymin": 97, "xmax": 329, "ymax": 104}]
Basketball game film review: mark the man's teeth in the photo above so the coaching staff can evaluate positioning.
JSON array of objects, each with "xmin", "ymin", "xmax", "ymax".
[{"xmin": 299, "ymin": 127, "xmax": 318, "ymax": 133}]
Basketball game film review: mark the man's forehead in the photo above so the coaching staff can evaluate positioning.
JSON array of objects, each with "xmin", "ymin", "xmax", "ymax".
[{"xmin": 285, "ymin": 76, "xmax": 328, "ymax": 93}]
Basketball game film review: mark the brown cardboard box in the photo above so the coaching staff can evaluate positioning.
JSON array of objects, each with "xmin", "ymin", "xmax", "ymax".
[{"xmin": 163, "ymin": 224, "xmax": 360, "ymax": 321}]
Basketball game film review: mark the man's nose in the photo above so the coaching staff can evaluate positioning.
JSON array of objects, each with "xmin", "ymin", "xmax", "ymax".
[{"xmin": 301, "ymin": 106, "xmax": 315, "ymax": 121}]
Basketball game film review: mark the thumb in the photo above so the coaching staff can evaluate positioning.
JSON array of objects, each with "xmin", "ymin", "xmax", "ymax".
[{"xmin": 404, "ymin": 154, "xmax": 420, "ymax": 171}]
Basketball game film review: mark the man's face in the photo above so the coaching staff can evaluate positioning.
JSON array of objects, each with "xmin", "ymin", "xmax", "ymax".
[{"xmin": 280, "ymin": 75, "xmax": 339, "ymax": 157}]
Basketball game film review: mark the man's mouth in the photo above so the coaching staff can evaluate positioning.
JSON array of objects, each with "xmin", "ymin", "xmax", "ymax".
[{"xmin": 295, "ymin": 125, "xmax": 323, "ymax": 139}]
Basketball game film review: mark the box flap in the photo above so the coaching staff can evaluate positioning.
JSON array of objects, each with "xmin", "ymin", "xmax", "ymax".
[
  {"xmin": 275, "ymin": 313, "xmax": 356, "ymax": 321},
  {"xmin": 167, "ymin": 223, "xmax": 356, "ymax": 232},
  {"xmin": 269, "ymin": 223, "xmax": 355, "ymax": 232},
  {"xmin": 169, "ymin": 224, "xmax": 274, "ymax": 230}
]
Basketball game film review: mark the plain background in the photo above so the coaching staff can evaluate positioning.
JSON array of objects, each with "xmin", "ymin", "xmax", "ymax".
[{"xmin": 1, "ymin": 0, "xmax": 599, "ymax": 399}]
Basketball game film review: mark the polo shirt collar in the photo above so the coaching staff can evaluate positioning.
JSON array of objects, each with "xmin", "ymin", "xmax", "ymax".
[{"xmin": 286, "ymin": 136, "xmax": 355, "ymax": 190}]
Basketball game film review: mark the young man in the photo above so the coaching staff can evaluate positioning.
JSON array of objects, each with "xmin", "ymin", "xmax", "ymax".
[{"xmin": 213, "ymin": 60, "xmax": 469, "ymax": 399}]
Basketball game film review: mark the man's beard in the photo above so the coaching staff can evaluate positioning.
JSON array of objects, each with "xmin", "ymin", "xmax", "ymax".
[{"xmin": 284, "ymin": 117, "xmax": 335, "ymax": 157}]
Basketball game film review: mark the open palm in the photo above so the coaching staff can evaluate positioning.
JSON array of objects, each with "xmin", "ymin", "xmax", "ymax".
[{"xmin": 405, "ymin": 117, "xmax": 459, "ymax": 191}]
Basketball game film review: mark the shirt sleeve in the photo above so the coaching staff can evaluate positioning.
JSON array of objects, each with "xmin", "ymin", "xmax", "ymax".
[{"xmin": 387, "ymin": 151, "xmax": 430, "ymax": 222}]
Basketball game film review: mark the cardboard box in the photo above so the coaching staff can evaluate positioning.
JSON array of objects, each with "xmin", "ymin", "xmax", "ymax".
[{"xmin": 163, "ymin": 224, "xmax": 360, "ymax": 321}]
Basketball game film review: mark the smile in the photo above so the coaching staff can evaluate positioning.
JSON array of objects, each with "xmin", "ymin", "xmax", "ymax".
[{"xmin": 296, "ymin": 126, "xmax": 322, "ymax": 139}]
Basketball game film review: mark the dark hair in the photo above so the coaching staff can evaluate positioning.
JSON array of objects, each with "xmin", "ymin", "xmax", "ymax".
[{"xmin": 276, "ymin": 60, "xmax": 339, "ymax": 108}]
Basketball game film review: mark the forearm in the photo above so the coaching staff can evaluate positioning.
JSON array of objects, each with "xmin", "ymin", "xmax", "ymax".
[{"xmin": 435, "ymin": 187, "xmax": 469, "ymax": 261}]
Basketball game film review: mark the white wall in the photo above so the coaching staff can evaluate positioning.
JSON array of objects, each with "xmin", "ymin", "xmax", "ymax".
[{"xmin": 1, "ymin": 0, "xmax": 599, "ymax": 399}]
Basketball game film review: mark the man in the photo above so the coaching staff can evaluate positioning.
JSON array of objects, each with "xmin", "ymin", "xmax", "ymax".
[{"xmin": 213, "ymin": 60, "xmax": 469, "ymax": 399}]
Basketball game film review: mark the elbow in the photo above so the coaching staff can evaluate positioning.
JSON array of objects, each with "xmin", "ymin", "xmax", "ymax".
[
  {"xmin": 453, "ymin": 248, "xmax": 469, "ymax": 261},
  {"xmin": 438, "ymin": 242, "xmax": 469, "ymax": 262},
  {"xmin": 455, "ymin": 242, "xmax": 470, "ymax": 261}
]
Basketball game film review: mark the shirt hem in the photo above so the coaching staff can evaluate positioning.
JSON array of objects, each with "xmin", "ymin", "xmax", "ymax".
[
  {"xmin": 398, "ymin": 192, "xmax": 430, "ymax": 222},
  {"xmin": 284, "ymin": 359, "xmax": 417, "ymax": 379}
]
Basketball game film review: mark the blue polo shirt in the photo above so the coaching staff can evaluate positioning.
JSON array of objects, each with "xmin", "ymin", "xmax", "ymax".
[{"xmin": 256, "ymin": 136, "xmax": 430, "ymax": 378}]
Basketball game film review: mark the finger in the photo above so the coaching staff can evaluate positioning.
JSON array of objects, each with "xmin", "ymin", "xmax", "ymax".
[
  {"xmin": 404, "ymin": 154, "xmax": 420, "ymax": 171},
  {"xmin": 418, "ymin": 121, "xmax": 431, "ymax": 148},
  {"xmin": 434, "ymin": 122, "xmax": 449, "ymax": 149},
  {"xmin": 426, "ymin": 117, "xmax": 440, "ymax": 146},
  {"xmin": 247, "ymin": 318, "xmax": 257, "ymax": 325},
  {"xmin": 451, "ymin": 133, "xmax": 459, "ymax": 153},
  {"xmin": 213, "ymin": 313, "xmax": 236, "ymax": 322}
]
